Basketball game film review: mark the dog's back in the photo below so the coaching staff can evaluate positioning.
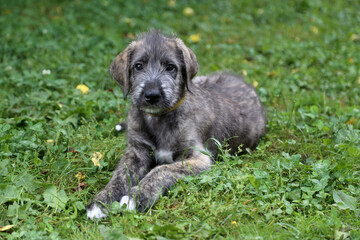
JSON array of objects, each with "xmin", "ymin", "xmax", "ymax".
[{"xmin": 191, "ymin": 73, "xmax": 266, "ymax": 152}]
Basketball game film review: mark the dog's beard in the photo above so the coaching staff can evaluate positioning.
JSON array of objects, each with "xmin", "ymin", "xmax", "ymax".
[
  {"xmin": 140, "ymin": 106, "xmax": 165, "ymax": 114},
  {"xmin": 131, "ymin": 81, "xmax": 182, "ymax": 114},
  {"xmin": 138, "ymin": 97, "xmax": 174, "ymax": 114}
]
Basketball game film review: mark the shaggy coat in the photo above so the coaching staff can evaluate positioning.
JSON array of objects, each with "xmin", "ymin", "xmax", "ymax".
[{"xmin": 86, "ymin": 31, "xmax": 266, "ymax": 219}]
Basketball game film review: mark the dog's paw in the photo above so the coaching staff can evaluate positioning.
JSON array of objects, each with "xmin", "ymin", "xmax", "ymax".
[
  {"xmin": 86, "ymin": 204, "xmax": 107, "ymax": 220},
  {"xmin": 119, "ymin": 195, "xmax": 136, "ymax": 211}
]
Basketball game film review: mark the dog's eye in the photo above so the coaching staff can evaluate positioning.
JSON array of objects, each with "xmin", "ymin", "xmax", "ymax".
[
  {"xmin": 166, "ymin": 64, "xmax": 176, "ymax": 72},
  {"xmin": 135, "ymin": 63, "xmax": 143, "ymax": 71}
]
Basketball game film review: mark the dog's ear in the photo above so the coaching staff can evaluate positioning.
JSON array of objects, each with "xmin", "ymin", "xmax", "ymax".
[
  {"xmin": 175, "ymin": 39, "xmax": 199, "ymax": 82},
  {"xmin": 109, "ymin": 42, "xmax": 135, "ymax": 100}
]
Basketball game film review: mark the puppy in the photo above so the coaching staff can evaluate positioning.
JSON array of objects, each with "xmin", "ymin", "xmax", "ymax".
[{"xmin": 86, "ymin": 30, "xmax": 266, "ymax": 219}]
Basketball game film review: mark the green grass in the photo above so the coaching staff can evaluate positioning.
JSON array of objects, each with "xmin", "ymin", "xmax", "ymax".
[{"xmin": 1, "ymin": 0, "xmax": 359, "ymax": 239}]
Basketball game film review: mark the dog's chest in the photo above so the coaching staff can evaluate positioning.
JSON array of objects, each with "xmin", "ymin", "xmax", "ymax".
[
  {"xmin": 154, "ymin": 149, "xmax": 174, "ymax": 164},
  {"xmin": 145, "ymin": 116, "xmax": 183, "ymax": 165}
]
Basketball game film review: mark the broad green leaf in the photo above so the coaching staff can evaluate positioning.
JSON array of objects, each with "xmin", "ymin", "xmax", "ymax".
[
  {"xmin": 248, "ymin": 175, "xmax": 261, "ymax": 189},
  {"xmin": 43, "ymin": 185, "xmax": 69, "ymax": 211},
  {"xmin": 14, "ymin": 172, "xmax": 40, "ymax": 192},
  {"xmin": 7, "ymin": 201, "xmax": 29, "ymax": 219},
  {"xmin": 347, "ymin": 146, "xmax": 360, "ymax": 157},
  {"xmin": 322, "ymin": 138, "xmax": 332, "ymax": 146},
  {"xmin": 333, "ymin": 190, "xmax": 356, "ymax": 211},
  {"xmin": 284, "ymin": 200, "xmax": 293, "ymax": 214},
  {"xmin": 335, "ymin": 230, "xmax": 350, "ymax": 240},
  {"xmin": 0, "ymin": 185, "xmax": 21, "ymax": 203},
  {"xmin": 0, "ymin": 159, "xmax": 9, "ymax": 176},
  {"xmin": 199, "ymin": 175, "xmax": 213, "ymax": 184},
  {"xmin": 75, "ymin": 201, "xmax": 86, "ymax": 210}
]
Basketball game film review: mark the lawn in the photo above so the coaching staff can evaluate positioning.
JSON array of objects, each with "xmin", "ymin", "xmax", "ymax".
[{"xmin": 0, "ymin": 0, "xmax": 359, "ymax": 239}]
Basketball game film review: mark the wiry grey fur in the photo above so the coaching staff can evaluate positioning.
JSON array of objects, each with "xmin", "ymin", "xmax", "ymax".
[{"xmin": 86, "ymin": 30, "xmax": 266, "ymax": 219}]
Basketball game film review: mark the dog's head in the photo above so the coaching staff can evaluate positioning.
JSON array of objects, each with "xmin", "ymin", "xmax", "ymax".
[{"xmin": 110, "ymin": 30, "xmax": 198, "ymax": 115}]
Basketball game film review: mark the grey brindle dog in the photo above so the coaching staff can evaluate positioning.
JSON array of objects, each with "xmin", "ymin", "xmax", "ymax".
[{"xmin": 86, "ymin": 30, "xmax": 266, "ymax": 219}]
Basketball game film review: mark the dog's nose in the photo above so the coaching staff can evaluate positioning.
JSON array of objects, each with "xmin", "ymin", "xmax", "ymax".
[{"xmin": 144, "ymin": 88, "xmax": 161, "ymax": 104}]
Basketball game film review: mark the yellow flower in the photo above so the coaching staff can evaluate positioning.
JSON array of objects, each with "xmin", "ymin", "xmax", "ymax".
[
  {"xmin": 3, "ymin": 9, "xmax": 11, "ymax": 15},
  {"xmin": 242, "ymin": 70, "xmax": 248, "ymax": 76},
  {"xmin": 257, "ymin": 8, "xmax": 264, "ymax": 15},
  {"xmin": 291, "ymin": 68, "xmax": 299, "ymax": 74},
  {"xmin": 183, "ymin": 7, "xmax": 194, "ymax": 16},
  {"xmin": 310, "ymin": 26, "xmax": 319, "ymax": 34},
  {"xmin": 346, "ymin": 118, "xmax": 356, "ymax": 125},
  {"xmin": 252, "ymin": 80, "xmax": 258, "ymax": 88},
  {"xmin": 75, "ymin": 172, "xmax": 86, "ymax": 180},
  {"xmin": 123, "ymin": 17, "xmax": 133, "ymax": 24},
  {"xmin": 189, "ymin": 34, "xmax": 200, "ymax": 43},
  {"xmin": 0, "ymin": 225, "xmax": 14, "ymax": 232},
  {"xmin": 231, "ymin": 221, "xmax": 237, "ymax": 225},
  {"xmin": 267, "ymin": 71, "xmax": 277, "ymax": 77},
  {"xmin": 168, "ymin": 0, "xmax": 176, "ymax": 7},
  {"xmin": 350, "ymin": 34, "xmax": 359, "ymax": 42},
  {"xmin": 91, "ymin": 152, "xmax": 103, "ymax": 167},
  {"xmin": 348, "ymin": 58, "xmax": 354, "ymax": 64},
  {"xmin": 76, "ymin": 84, "xmax": 90, "ymax": 94},
  {"xmin": 46, "ymin": 139, "xmax": 54, "ymax": 143}
]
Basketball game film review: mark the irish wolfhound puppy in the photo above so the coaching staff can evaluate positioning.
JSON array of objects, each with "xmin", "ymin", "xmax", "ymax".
[{"xmin": 86, "ymin": 30, "xmax": 266, "ymax": 219}]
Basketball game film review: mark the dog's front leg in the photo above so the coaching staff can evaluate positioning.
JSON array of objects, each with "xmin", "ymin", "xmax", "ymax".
[
  {"xmin": 86, "ymin": 145, "xmax": 153, "ymax": 220},
  {"xmin": 126, "ymin": 151, "xmax": 212, "ymax": 212}
]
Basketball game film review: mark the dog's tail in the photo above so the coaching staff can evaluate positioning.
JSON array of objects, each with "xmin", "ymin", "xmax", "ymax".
[{"xmin": 115, "ymin": 122, "xmax": 127, "ymax": 132}]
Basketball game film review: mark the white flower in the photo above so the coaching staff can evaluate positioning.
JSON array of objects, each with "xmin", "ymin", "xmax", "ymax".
[
  {"xmin": 42, "ymin": 29, "xmax": 48, "ymax": 34},
  {"xmin": 115, "ymin": 124, "xmax": 122, "ymax": 131},
  {"xmin": 42, "ymin": 69, "xmax": 51, "ymax": 75}
]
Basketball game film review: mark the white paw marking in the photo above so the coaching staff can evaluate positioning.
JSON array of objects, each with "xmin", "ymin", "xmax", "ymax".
[
  {"xmin": 86, "ymin": 204, "xmax": 107, "ymax": 220},
  {"xmin": 119, "ymin": 195, "xmax": 136, "ymax": 211}
]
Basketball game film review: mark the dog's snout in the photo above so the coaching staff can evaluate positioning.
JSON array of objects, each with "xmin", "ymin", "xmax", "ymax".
[{"xmin": 144, "ymin": 88, "xmax": 161, "ymax": 104}]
